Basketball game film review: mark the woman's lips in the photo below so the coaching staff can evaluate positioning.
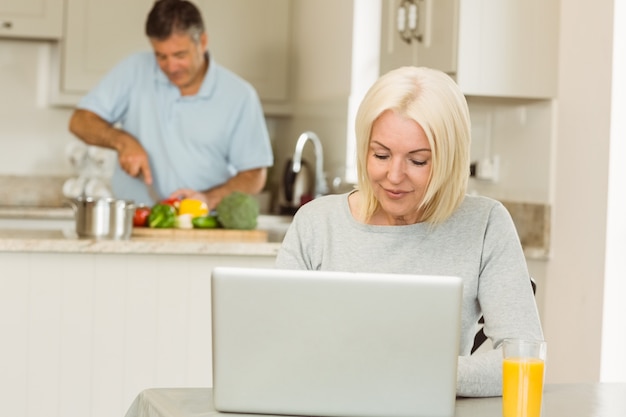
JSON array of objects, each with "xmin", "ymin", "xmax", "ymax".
[{"xmin": 384, "ymin": 188, "xmax": 409, "ymax": 199}]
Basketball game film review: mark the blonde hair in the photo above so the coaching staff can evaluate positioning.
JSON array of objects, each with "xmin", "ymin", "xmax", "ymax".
[{"xmin": 354, "ymin": 66, "xmax": 471, "ymax": 224}]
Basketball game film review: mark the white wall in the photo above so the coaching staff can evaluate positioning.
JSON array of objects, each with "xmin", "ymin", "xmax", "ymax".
[
  {"xmin": 467, "ymin": 98, "xmax": 553, "ymax": 203},
  {"xmin": 601, "ymin": 0, "xmax": 626, "ymax": 382},
  {"xmin": 543, "ymin": 0, "xmax": 617, "ymax": 383},
  {"xmin": 0, "ymin": 39, "xmax": 75, "ymax": 176}
]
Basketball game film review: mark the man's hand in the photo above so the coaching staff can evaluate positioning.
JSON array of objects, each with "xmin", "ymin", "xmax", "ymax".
[
  {"xmin": 169, "ymin": 188, "xmax": 221, "ymax": 211},
  {"xmin": 69, "ymin": 109, "xmax": 153, "ymax": 184},
  {"xmin": 116, "ymin": 133, "xmax": 153, "ymax": 184},
  {"xmin": 170, "ymin": 189, "xmax": 209, "ymax": 203},
  {"xmin": 169, "ymin": 167, "xmax": 267, "ymax": 211}
]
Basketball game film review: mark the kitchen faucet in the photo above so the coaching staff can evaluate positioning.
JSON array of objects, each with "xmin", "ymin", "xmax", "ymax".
[{"xmin": 291, "ymin": 131, "xmax": 328, "ymax": 198}]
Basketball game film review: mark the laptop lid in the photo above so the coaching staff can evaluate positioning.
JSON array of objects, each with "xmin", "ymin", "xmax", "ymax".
[{"xmin": 211, "ymin": 267, "xmax": 463, "ymax": 417}]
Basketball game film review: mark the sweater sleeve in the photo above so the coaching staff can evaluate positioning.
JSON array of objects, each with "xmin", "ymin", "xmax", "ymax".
[
  {"xmin": 456, "ymin": 202, "xmax": 543, "ymax": 397},
  {"xmin": 275, "ymin": 198, "xmax": 321, "ymax": 270},
  {"xmin": 457, "ymin": 349, "xmax": 503, "ymax": 397}
]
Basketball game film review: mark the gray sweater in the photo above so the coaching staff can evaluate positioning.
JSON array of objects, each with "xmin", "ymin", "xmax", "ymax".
[{"xmin": 275, "ymin": 192, "xmax": 543, "ymax": 397}]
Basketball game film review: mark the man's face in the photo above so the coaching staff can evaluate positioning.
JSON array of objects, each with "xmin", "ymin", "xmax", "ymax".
[{"xmin": 150, "ymin": 31, "xmax": 208, "ymax": 93}]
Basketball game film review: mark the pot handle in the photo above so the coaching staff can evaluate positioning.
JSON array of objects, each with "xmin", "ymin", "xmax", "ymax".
[{"xmin": 65, "ymin": 198, "xmax": 78, "ymax": 213}]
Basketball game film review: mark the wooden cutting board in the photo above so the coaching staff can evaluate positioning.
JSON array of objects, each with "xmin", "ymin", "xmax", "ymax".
[{"xmin": 132, "ymin": 227, "xmax": 268, "ymax": 242}]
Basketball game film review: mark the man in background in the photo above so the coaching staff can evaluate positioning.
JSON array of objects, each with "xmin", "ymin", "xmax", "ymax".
[{"xmin": 69, "ymin": 0, "xmax": 273, "ymax": 208}]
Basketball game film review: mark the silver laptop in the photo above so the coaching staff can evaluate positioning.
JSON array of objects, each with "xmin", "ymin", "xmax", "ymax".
[{"xmin": 211, "ymin": 267, "xmax": 463, "ymax": 417}]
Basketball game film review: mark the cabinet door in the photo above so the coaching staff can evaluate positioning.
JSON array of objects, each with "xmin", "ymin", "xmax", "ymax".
[
  {"xmin": 379, "ymin": 0, "xmax": 557, "ymax": 99},
  {"xmin": 456, "ymin": 0, "xmax": 558, "ymax": 98},
  {"xmin": 58, "ymin": 0, "xmax": 290, "ymax": 109},
  {"xmin": 61, "ymin": 0, "xmax": 154, "ymax": 94},
  {"xmin": 0, "ymin": 0, "xmax": 63, "ymax": 39},
  {"xmin": 379, "ymin": 0, "xmax": 457, "ymax": 76},
  {"xmin": 203, "ymin": 0, "xmax": 290, "ymax": 102}
]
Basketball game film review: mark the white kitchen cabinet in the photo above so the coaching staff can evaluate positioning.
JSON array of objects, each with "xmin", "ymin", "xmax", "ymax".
[
  {"xmin": 0, "ymin": 251, "xmax": 275, "ymax": 417},
  {"xmin": 203, "ymin": 0, "xmax": 290, "ymax": 104},
  {"xmin": 0, "ymin": 0, "xmax": 63, "ymax": 39},
  {"xmin": 380, "ymin": 0, "xmax": 458, "ymax": 75},
  {"xmin": 53, "ymin": 0, "xmax": 291, "ymax": 114},
  {"xmin": 379, "ymin": 0, "xmax": 559, "ymax": 98},
  {"xmin": 59, "ymin": 0, "xmax": 155, "ymax": 96}
]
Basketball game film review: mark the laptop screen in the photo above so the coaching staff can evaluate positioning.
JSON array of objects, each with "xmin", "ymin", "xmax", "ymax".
[{"xmin": 211, "ymin": 267, "xmax": 462, "ymax": 417}]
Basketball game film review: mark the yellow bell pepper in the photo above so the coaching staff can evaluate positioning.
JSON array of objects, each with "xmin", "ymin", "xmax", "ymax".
[{"xmin": 178, "ymin": 198, "xmax": 209, "ymax": 218}]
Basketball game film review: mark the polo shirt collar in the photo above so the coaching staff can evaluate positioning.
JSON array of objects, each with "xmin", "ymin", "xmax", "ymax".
[{"xmin": 197, "ymin": 52, "xmax": 216, "ymax": 98}]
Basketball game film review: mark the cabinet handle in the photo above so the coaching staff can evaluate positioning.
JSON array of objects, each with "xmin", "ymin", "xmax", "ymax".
[
  {"xmin": 397, "ymin": 0, "xmax": 417, "ymax": 44},
  {"xmin": 396, "ymin": 0, "xmax": 431, "ymax": 45}
]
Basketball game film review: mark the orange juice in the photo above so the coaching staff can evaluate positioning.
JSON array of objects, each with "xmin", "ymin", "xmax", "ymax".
[{"xmin": 502, "ymin": 357, "xmax": 545, "ymax": 417}]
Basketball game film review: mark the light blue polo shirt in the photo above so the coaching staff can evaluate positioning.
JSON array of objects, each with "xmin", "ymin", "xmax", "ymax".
[{"xmin": 78, "ymin": 51, "xmax": 274, "ymax": 205}]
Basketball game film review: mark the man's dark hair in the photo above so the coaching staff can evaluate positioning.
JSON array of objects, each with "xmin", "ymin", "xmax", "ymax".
[{"xmin": 145, "ymin": 0, "xmax": 205, "ymax": 42}]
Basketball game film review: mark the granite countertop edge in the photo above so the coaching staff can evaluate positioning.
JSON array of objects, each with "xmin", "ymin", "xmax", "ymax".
[
  {"xmin": 0, "ymin": 207, "xmax": 282, "ymax": 256},
  {"xmin": 0, "ymin": 231, "xmax": 282, "ymax": 256}
]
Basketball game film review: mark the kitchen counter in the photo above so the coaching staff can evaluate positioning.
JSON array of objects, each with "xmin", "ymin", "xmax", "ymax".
[{"xmin": 0, "ymin": 206, "xmax": 287, "ymax": 256}]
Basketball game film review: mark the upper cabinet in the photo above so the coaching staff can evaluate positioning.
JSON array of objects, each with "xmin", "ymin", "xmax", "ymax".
[
  {"xmin": 203, "ymin": 0, "xmax": 290, "ymax": 104},
  {"xmin": 52, "ymin": 0, "xmax": 291, "ymax": 114},
  {"xmin": 59, "ymin": 0, "xmax": 155, "ymax": 96},
  {"xmin": 0, "ymin": 0, "xmax": 64, "ymax": 39},
  {"xmin": 379, "ymin": 0, "xmax": 559, "ymax": 99}
]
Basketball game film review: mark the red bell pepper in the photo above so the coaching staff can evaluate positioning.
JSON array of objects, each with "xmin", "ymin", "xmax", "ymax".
[{"xmin": 133, "ymin": 206, "xmax": 151, "ymax": 227}]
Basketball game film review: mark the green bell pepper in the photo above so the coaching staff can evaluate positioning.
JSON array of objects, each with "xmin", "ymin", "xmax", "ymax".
[
  {"xmin": 192, "ymin": 215, "xmax": 219, "ymax": 229},
  {"xmin": 148, "ymin": 203, "xmax": 177, "ymax": 228}
]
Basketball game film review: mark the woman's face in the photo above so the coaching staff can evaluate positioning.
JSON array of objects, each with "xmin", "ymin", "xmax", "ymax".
[{"xmin": 366, "ymin": 109, "xmax": 432, "ymax": 225}]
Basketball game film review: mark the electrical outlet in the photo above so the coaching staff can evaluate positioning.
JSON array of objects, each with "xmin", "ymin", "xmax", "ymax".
[{"xmin": 474, "ymin": 156, "xmax": 499, "ymax": 182}]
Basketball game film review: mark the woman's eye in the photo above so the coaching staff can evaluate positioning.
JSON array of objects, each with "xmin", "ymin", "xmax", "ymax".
[
  {"xmin": 410, "ymin": 159, "xmax": 428, "ymax": 166},
  {"xmin": 373, "ymin": 153, "xmax": 389, "ymax": 160}
]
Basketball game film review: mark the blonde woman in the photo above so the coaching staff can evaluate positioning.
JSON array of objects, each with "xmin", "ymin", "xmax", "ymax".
[{"xmin": 276, "ymin": 66, "xmax": 542, "ymax": 397}]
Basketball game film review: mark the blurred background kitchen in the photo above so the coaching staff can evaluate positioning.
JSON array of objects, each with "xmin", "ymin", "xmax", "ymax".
[{"xmin": 0, "ymin": 0, "xmax": 624, "ymax": 405}]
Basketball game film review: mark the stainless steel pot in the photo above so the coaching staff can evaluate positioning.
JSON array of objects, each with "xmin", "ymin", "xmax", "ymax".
[{"xmin": 68, "ymin": 197, "xmax": 136, "ymax": 240}]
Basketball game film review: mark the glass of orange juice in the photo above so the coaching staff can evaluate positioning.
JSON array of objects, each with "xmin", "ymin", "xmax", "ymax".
[{"xmin": 502, "ymin": 339, "xmax": 547, "ymax": 417}]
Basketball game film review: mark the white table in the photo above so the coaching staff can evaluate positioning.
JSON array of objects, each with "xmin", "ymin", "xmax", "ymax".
[{"xmin": 124, "ymin": 383, "xmax": 626, "ymax": 417}]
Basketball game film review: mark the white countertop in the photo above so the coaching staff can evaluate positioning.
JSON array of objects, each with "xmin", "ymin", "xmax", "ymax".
[{"xmin": 0, "ymin": 207, "xmax": 285, "ymax": 256}]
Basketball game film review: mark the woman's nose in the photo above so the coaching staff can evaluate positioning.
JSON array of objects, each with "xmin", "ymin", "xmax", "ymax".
[{"xmin": 387, "ymin": 159, "xmax": 405, "ymax": 183}]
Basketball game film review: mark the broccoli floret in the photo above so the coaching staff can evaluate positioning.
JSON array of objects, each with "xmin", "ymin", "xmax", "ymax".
[{"xmin": 216, "ymin": 192, "xmax": 260, "ymax": 230}]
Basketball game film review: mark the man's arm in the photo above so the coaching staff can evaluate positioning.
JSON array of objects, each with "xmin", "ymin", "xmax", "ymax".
[
  {"xmin": 171, "ymin": 167, "xmax": 267, "ymax": 210},
  {"xmin": 68, "ymin": 109, "xmax": 153, "ymax": 184}
]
